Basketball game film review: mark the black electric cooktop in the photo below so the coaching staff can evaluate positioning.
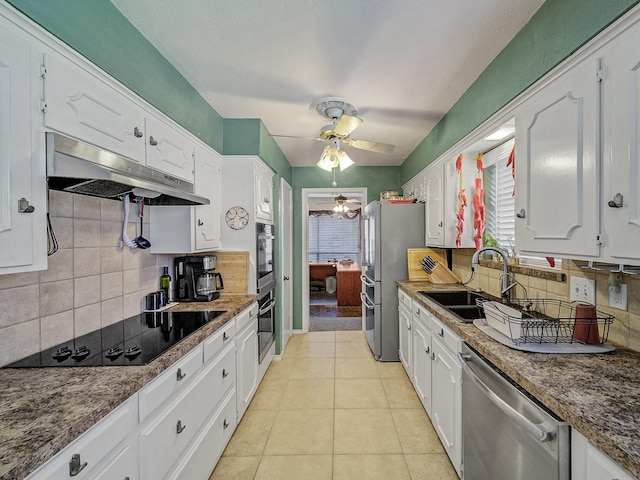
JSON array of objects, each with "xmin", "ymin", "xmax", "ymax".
[{"xmin": 5, "ymin": 310, "xmax": 226, "ymax": 368}]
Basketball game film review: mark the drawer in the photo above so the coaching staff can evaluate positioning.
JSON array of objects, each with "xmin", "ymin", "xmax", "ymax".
[
  {"xmin": 139, "ymin": 348, "xmax": 235, "ymax": 479},
  {"xmin": 167, "ymin": 388, "xmax": 237, "ymax": 480},
  {"xmin": 26, "ymin": 397, "xmax": 137, "ymax": 480},
  {"xmin": 138, "ymin": 345, "xmax": 203, "ymax": 422},
  {"xmin": 93, "ymin": 443, "xmax": 137, "ymax": 480},
  {"xmin": 431, "ymin": 315, "xmax": 461, "ymax": 355},
  {"xmin": 236, "ymin": 303, "xmax": 258, "ymax": 332},
  {"xmin": 398, "ymin": 289, "xmax": 413, "ymax": 309},
  {"xmin": 203, "ymin": 319, "xmax": 235, "ymax": 364},
  {"xmin": 412, "ymin": 302, "xmax": 431, "ymax": 330}
]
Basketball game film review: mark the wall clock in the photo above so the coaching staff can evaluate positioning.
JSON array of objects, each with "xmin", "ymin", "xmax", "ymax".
[{"xmin": 225, "ymin": 206, "xmax": 249, "ymax": 230}]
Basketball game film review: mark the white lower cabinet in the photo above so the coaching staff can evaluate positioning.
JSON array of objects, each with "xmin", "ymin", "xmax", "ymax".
[
  {"xmin": 236, "ymin": 303, "xmax": 259, "ymax": 420},
  {"xmin": 399, "ymin": 288, "xmax": 463, "ymax": 477},
  {"xmin": 411, "ymin": 308, "xmax": 432, "ymax": 417},
  {"xmin": 572, "ymin": 429, "xmax": 635, "ymax": 480},
  {"xmin": 398, "ymin": 295, "xmax": 413, "ymax": 375},
  {"xmin": 25, "ymin": 396, "xmax": 138, "ymax": 479}
]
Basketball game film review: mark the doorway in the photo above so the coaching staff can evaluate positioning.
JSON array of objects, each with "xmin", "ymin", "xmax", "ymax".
[{"xmin": 301, "ymin": 188, "xmax": 367, "ymax": 332}]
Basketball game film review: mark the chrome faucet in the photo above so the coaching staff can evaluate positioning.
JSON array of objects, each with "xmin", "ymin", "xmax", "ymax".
[{"xmin": 471, "ymin": 246, "xmax": 511, "ymax": 303}]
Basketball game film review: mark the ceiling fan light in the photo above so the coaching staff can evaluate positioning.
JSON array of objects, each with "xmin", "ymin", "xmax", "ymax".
[
  {"xmin": 317, "ymin": 145, "xmax": 340, "ymax": 171},
  {"xmin": 337, "ymin": 151, "xmax": 355, "ymax": 171}
]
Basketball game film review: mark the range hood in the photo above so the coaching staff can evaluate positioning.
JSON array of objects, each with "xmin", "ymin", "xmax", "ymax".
[{"xmin": 46, "ymin": 133, "xmax": 209, "ymax": 206}]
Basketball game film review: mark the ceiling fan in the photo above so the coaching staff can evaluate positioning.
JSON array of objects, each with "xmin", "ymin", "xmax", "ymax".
[
  {"xmin": 273, "ymin": 97, "xmax": 395, "ymax": 171},
  {"xmin": 312, "ymin": 194, "xmax": 362, "ymax": 212}
]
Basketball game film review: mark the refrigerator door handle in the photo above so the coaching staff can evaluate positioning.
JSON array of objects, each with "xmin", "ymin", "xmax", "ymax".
[
  {"xmin": 360, "ymin": 292, "xmax": 375, "ymax": 309},
  {"xmin": 360, "ymin": 274, "xmax": 375, "ymax": 287}
]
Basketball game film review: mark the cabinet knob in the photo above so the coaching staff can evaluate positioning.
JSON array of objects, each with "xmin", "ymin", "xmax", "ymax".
[
  {"xmin": 223, "ymin": 332, "xmax": 229, "ymax": 341},
  {"xmin": 197, "ymin": 219, "xmax": 204, "ymax": 226},
  {"xmin": 264, "ymin": 197, "xmax": 270, "ymax": 203},
  {"xmin": 133, "ymin": 126, "xmax": 143, "ymax": 138},
  {"xmin": 431, "ymin": 352, "xmax": 436, "ymax": 361},
  {"xmin": 425, "ymin": 346, "xmax": 430, "ymax": 354},
  {"xmin": 176, "ymin": 420, "xmax": 186, "ymax": 434},
  {"xmin": 516, "ymin": 208, "xmax": 526, "ymax": 219},
  {"xmin": 223, "ymin": 419, "xmax": 230, "ymax": 429},
  {"xmin": 222, "ymin": 368, "xmax": 229, "ymax": 378},
  {"xmin": 176, "ymin": 368, "xmax": 186, "ymax": 381},
  {"xmin": 18, "ymin": 197, "xmax": 35, "ymax": 214},
  {"xmin": 438, "ymin": 328, "xmax": 444, "ymax": 338},
  {"xmin": 284, "ymin": 276, "xmax": 290, "ymax": 281},
  {"xmin": 149, "ymin": 135, "xmax": 158, "ymax": 146},
  {"xmin": 608, "ymin": 193, "xmax": 623, "ymax": 208},
  {"xmin": 69, "ymin": 453, "xmax": 88, "ymax": 477},
  {"xmin": 438, "ymin": 222, "xmax": 443, "ymax": 227}
]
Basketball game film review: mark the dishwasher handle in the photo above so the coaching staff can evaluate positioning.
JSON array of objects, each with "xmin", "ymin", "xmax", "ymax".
[{"xmin": 458, "ymin": 352, "xmax": 551, "ymax": 443}]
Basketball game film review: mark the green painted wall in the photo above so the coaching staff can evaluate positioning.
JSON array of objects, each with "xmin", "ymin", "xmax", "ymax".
[
  {"xmin": 7, "ymin": 0, "xmax": 224, "ymax": 152},
  {"xmin": 402, "ymin": 0, "xmax": 640, "ymax": 182},
  {"xmin": 290, "ymin": 166, "xmax": 402, "ymax": 330}
]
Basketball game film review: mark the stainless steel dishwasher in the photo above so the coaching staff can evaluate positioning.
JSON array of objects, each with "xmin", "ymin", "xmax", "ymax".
[{"xmin": 459, "ymin": 343, "xmax": 570, "ymax": 480}]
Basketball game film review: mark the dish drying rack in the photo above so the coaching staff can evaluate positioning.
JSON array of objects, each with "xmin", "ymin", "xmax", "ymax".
[{"xmin": 475, "ymin": 298, "xmax": 614, "ymax": 347}]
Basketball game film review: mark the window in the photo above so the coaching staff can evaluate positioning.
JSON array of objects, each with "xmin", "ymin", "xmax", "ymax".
[
  {"xmin": 483, "ymin": 139, "xmax": 516, "ymax": 255},
  {"xmin": 308, "ymin": 213, "xmax": 360, "ymax": 262}
]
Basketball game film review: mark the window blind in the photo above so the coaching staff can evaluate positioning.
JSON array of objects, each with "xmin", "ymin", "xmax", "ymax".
[{"xmin": 308, "ymin": 213, "xmax": 360, "ymax": 262}]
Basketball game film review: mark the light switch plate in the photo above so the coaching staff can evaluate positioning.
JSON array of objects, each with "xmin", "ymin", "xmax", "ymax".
[
  {"xmin": 570, "ymin": 276, "xmax": 596, "ymax": 304},
  {"xmin": 609, "ymin": 284, "xmax": 628, "ymax": 311}
]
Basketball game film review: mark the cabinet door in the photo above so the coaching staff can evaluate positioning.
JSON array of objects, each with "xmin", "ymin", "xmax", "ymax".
[
  {"xmin": 425, "ymin": 163, "xmax": 445, "ymax": 246},
  {"xmin": 572, "ymin": 429, "xmax": 635, "ymax": 480},
  {"xmin": 236, "ymin": 317, "xmax": 259, "ymax": 420},
  {"xmin": 145, "ymin": 115, "xmax": 195, "ymax": 182},
  {"xmin": 603, "ymin": 25, "xmax": 640, "ymax": 262},
  {"xmin": 0, "ymin": 25, "xmax": 44, "ymax": 272},
  {"xmin": 411, "ymin": 317, "xmax": 432, "ymax": 416},
  {"xmin": 398, "ymin": 304, "xmax": 412, "ymax": 375},
  {"xmin": 43, "ymin": 54, "xmax": 146, "ymax": 162},
  {"xmin": 194, "ymin": 146, "xmax": 221, "ymax": 250},
  {"xmin": 431, "ymin": 338, "xmax": 462, "ymax": 476},
  {"xmin": 515, "ymin": 57, "xmax": 600, "ymax": 258},
  {"xmin": 255, "ymin": 162, "xmax": 273, "ymax": 221}
]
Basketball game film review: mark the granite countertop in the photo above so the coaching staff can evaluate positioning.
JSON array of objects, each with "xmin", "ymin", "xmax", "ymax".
[
  {"xmin": 0, "ymin": 294, "xmax": 257, "ymax": 480},
  {"xmin": 398, "ymin": 280, "xmax": 640, "ymax": 478}
]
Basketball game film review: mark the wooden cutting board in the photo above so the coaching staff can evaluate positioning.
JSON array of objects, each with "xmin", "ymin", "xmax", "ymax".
[
  {"xmin": 407, "ymin": 248, "xmax": 447, "ymax": 281},
  {"xmin": 206, "ymin": 251, "xmax": 250, "ymax": 294}
]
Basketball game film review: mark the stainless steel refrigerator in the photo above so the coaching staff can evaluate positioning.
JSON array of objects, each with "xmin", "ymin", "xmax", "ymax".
[{"xmin": 361, "ymin": 201, "xmax": 425, "ymax": 361}]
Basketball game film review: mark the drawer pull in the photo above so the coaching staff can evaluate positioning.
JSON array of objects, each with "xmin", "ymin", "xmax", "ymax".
[
  {"xmin": 425, "ymin": 346, "xmax": 430, "ymax": 354},
  {"xmin": 223, "ymin": 419, "xmax": 230, "ymax": 429},
  {"xmin": 431, "ymin": 352, "xmax": 436, "ymax": 361},
  {"xmin": 69, "ymin": 453, "xmax": 88, "ymax": 477},
  {"xmin": 223, "ymin": 332, "xmax": 230, "ymax": 341},
  {"xmin": 133, "ymin": 126, "xmax": 143, "ymax": 138},
  {"xmin": 176, "ymin": 420, "xmax": 186, "ymax": 434},
  {"xmin": 149, "ymin": 135, "xmax": 158, "ymax": 146},
  {"xmin": 438, "ymin": 329, "xmax": 444, "ymax": 338},
  {"xmin": 176, "ymin": 368, "xmax": 186, "ymax": 381},
  {"xmin": 222, "ymin": 368, "xmax": 229, "ymax": 378},
  {"xmin": 197, "ymin": 219, "xmax": 204, "ymax": 226}
]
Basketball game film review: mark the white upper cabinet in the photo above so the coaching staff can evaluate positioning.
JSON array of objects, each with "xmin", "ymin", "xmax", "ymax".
[
  {"xmin": 515, "ymin": 55, "xmax": 601, "ymax": 258},
  {"xmin": 425, "ymin": 162, "xmax": 445, "ymax": 246},
  {"xmin": 42, "ymin": 53, "xmax": 146, "ymax": 163},
  {"xmin": 145, "ymin": 114, "xmax": 195, "ymax": 182},
  {"xmin": 602, "ymin": 23, "xmax": 640, "ymax": 262},
  {"xmin": 254, "ymin": 160, "xmax": 274, "ymax": 222},
  {"xmin": 0, "ymin": 21, "xmax": 46, "ymax": 274},
  {"xmin": 149, "ymin": 144, "xmax": 222, "ymax": 253}
]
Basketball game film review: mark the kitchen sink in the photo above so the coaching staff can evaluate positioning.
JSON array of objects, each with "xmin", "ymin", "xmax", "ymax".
[
  {"xmin": 418, "ymin": 290, "xmax": 487, "ymax": 306},
  {"xmin": 418, "ymin": 290, "xmax": 497, "ymax": 323}
]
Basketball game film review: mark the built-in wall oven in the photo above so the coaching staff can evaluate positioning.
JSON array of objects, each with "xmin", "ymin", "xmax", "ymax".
[{"xmin": 257, "ymin": 223, "xmax": 276, "ymax": 363}]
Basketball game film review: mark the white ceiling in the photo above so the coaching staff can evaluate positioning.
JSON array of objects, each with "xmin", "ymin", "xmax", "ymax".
[{"xmin": 111, "ymin": 0, "xmax": 544, "ymax": 167}]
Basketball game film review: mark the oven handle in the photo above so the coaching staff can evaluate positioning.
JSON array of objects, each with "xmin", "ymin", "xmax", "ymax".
[
  {"xmin": 259, "ymin": 298, "xmax": 276, "ymax": 315},
  {"xmin": 458, "ymin": 352, "xmax": 550, "ymax": 443},
  {"xmin": 360, "ymin": 274, "xmax": 375, "ymax": 287},
  {"xmin": 360, "ymin": 292, "xmax": 375, "ymax": 310}
]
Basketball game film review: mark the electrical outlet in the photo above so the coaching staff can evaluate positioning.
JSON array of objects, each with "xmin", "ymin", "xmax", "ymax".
[
  {"xmin": 570, "ymin": 276, "xmax": 596, "ymax": 304},
  {"xmin": 609, "ymin": 284, "xmax": 628, "ymax": 311}
]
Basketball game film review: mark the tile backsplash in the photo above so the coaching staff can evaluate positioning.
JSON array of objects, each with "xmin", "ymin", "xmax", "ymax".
[
  {"xmin": 451, "ymin": 250, "xmax": 640, "ymax": 352},
  {"xmin": 0, "ymin": 190, "xmax": 176, "ymax": 367}
]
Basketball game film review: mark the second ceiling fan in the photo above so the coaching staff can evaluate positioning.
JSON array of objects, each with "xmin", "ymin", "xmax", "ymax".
[{"xmin": 274, "ymin": 97, "xmax": 395, "ymax": 171}]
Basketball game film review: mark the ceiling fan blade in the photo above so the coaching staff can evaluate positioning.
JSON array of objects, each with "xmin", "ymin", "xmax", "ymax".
[
  {"xmin": 271, "ymin": 134, "xmax": 325, "ymax": 142},
  {"xmin": 346, "ymin": 138, "xmax": 395, "ymax": 154},
  {"xmin": 333, "ymin": 114, "xmax": 363, "ymax": 137}
]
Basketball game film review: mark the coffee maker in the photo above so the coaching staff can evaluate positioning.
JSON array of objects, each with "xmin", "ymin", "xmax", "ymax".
[{"xmin": 174, "ymin": 256, "xmax": 224, "ymax": 302}]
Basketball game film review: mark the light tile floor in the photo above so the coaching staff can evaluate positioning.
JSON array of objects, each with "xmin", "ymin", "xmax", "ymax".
[{"xmin": 210, "ymin": 331, "xmax": 458, "ymax": 480}]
